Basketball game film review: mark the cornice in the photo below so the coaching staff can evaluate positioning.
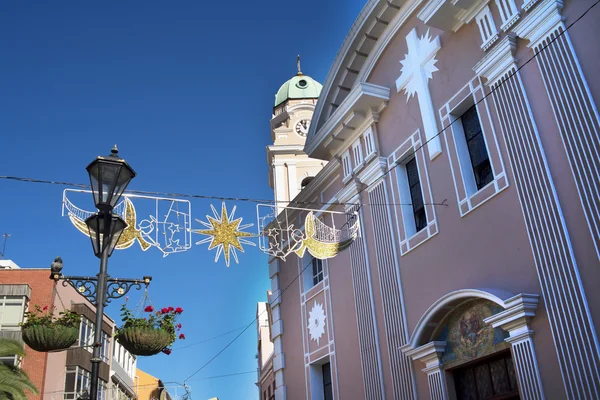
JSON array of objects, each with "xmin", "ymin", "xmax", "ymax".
[
  {"xmin": 512, "ymin": 0, "xmax": 564, "ymax": 48},
  {"xmin": 305, "ymin": 82, "xmax": 389, "ymax": 160},
  {"xmin": 357, "ymin": 156, "xmax": 388, "ymax": 187},
  {"xmin": 484, "ymin": 293, "xmax": 539, "ymax": 335},
  {"xmin": 306, "ymin": 0, "xmax": 404, "ymax": 149},
  {"xmin": 336, "ymin": 179, "xmax": 364, "ymax": 205},
  {"xmin": 284, "ymin": 159, "xmax": 340, "ymax": 217},
  {"xmin": 473, "ymin": 35, "xmax": 517, "ymax": 86}
]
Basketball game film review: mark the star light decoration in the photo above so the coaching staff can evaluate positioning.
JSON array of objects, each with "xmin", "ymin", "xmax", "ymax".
[
  {"xmin": 307, "ymin": 301, "xmax": 327, "ymax": 345},
  {"xmin": 193, "ymin": 202, "xmax": 255, "ymax": 267}
]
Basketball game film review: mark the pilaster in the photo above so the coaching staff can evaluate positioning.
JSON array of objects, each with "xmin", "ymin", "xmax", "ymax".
[{"xmin": 404, "ymin": 341, "xmax": 448, "ymax": 400}]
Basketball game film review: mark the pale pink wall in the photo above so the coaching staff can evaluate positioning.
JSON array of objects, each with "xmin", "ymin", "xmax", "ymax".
[
  {"xmin": 538, "ymin": 0, "xmax": 600, "ymax": 336},
  {"xmin": 278, "ymin": 253, "xmax": 306, "ymax": 399},
  {"xmin": 278, "ymin": 1, "xmax": 598, "ymax": 398},
  {"xmin": 325, "ymin": 242, "xmax": 365, "ymax": 399}
]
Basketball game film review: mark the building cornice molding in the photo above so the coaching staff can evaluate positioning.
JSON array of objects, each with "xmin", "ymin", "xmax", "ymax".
[
  {"xmin": 484, "ymin": 293, "xmax": 539, "ymax": 335},
  {"xmin": 336, "ymin": 179, "xmax": 364, "ymax": 205},
  {"xmin": 305, "ymin": 82, "xmax": 389, "ymax": 159},
  {"xmin": 306, "ymin": 0, "xmax": 404, "ymax": 146},
  {"xmin": 473, "ymin": 35, "xmax": 517, "ymax": 86},
  {"xmin": 357, "ymin": 157, "xmax": 388, "ymax": 187},
  {"xmin": 512, "ymin": 0, "xmax": 564, "ymax": 48}
]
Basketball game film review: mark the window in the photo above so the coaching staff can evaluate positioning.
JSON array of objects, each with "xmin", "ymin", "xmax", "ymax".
[
  {"xmin": 101, "ymin": 331, "xmax": 110, "ymax": 362},
  {"xmin": 79, "ymin": 316, "xmax": 109, "ymax": 358},
  {"xmin": 98, "ymin": 379, "xmax": 107, "ymax": 400},
  {"xmin": 475, "ymin": 5, "xmax": 499, "ymax": 50},
  {"xmin": 79, "ymin": 317, "xmax": 95, "ymax": 351},
  {"xmin": 312, "ymin": 258, "xmax": 324, "ymax": 286},
  {"xmin": 363, "ymin": 127, "xmax": 376, "ymax": 160},
  {"xmin": 322, "ymin": 362, "xmax": 333, "ymax": 400},
  {"xmin": 352, "ymin": 140, "xmax": 364, "ymax": 171},
  {"xmin": 405, "ymin": 158, "xmax": 427, "ymax": 232},
  {"xmin": 460, "ymin": 107, "xmax": 493, "ymax": 190},
  {"xmin": 342, "ymin": 150, "xmax": 352, "ymax": 181},
  {"xmin": 64, "ymin": 365, "xmax": 95, "ymax": 399},
  {"xmin": 0, "ymin": 356, "xmax": 16, "ymax": 366},
  {"xmin": 0, "ymin": 295, "xmax": 25, "ymax": 330},
  {"xmin": 495, "ymin": 0, "xmax": 519, "ymax": 31}
]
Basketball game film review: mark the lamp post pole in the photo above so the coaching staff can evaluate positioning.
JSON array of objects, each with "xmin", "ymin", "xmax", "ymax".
[
  {"xmin": 50, "ymin": 146, "xmax": 151, "ymax": 400},
  {"xmin": 88, "ymin": 211, "xmax": 110, "ymax": 400}
]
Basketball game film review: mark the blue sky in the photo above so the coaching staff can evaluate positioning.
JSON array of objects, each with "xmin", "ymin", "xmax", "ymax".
[{"xmin": 0, "ymin": 1, "xmax": 364, "ymax": 399}]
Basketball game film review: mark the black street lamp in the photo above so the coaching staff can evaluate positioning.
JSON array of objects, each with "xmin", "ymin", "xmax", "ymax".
[{"xmin": 51, "ymin": 146, "xmax": 151, "ymax": 400}]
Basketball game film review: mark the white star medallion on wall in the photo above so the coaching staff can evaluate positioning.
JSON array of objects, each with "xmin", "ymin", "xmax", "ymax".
[{"xmin": 307, "ymin": 301, "xmax": 327, "ymax": 345}]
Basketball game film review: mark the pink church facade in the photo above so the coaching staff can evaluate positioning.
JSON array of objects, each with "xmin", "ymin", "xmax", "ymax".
[{"xmin": 265, "ymin": 0, "xmax": 600, "ymax": 399}]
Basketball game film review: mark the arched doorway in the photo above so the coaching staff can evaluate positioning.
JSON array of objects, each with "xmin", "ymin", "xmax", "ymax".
[{"xmin": 401, "ymin": 290, "xmax": 545, "ymax": 400}]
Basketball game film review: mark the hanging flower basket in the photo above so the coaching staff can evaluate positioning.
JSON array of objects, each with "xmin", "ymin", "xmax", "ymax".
[
  {"xmin": 22, "ymin": 324, "xmax": 79, "ymax": 352},
  {"xmin": 20, "ymin": 305, "xmax": 81, "ymax": 352},
  {"xmin": 116, "ymin": 327, "xmax": 173, "ymax": 356},
  {"xmin": 115, "ymin": 302, "xmax": 185, "ymax": 357}
]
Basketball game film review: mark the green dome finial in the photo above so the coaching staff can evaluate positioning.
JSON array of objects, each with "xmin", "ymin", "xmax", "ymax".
[{"xmin": 274, "ymin": 57, "xmax": 322, "ymax": 107}]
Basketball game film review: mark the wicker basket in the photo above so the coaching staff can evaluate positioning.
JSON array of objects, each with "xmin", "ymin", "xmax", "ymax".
[
  {"xmin": 22, "ymin": 324, "xmax": 79, "ymax": 352},
  {"xmin": 116, "ymin": 327, "xmax": 172, "ymax": 356}
]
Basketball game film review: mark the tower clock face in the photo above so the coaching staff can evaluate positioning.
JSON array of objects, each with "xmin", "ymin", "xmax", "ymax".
[{"xmin": 295, "ymin": 119, "xmax": 310, "ymax": 137}]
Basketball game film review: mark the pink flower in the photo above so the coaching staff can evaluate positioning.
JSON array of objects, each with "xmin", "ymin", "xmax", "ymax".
[
  {"xmin": 42, "ymin": 305, "xmax": 49, "ymax": 311},
  {"xmin": 162, "ymin": 348, "xmax": 172, "ymax": 355},
  {"xmin": 161, "ymin": 307, "xmax": 169, "ymax": 314},
  {"xmin": 176, "ymin": 324, "xmax": 182, "ymax": 329},
  {"xmin": 168, "ymin": 306, "xmax": 175, "ymax": 312},
  {"xmin": 144, "ymin": 305, "xmax": 154, "ymax": 312},
  {"xmin": 179, "ymin": 333, "xmax": 185, "ymax": 340},
  {"xmin": 175, "ymin": 307, "xmax": 183, "ymax": 314}
]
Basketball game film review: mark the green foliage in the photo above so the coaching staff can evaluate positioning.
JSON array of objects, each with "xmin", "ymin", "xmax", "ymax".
[
  {"xmin": 0, "ymin": 338, "xmax": 38, "ymax": 400},
  {"xmin": 115, "ymin": 302, "xmax": 184, "ymax": 354},
  {"xmin": 20, "ymin": 305, "xmax": 81, "ymax": 329}
]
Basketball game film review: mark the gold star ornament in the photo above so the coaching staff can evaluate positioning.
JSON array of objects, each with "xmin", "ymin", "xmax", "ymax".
[{"xmin": 194, "ymin": 202, "xmax": 255, "ymax": 267}]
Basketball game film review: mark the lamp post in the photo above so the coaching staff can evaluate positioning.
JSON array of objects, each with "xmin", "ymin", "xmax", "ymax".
[{"xmin": 50, "ymin": 146, "xmax": 152, "ymax": 400}]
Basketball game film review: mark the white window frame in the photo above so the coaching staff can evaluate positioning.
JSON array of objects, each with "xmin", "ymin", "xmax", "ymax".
[
  {"xmin": 396, "ymin": 155, "xmax": 426, "ymax": 238},
  {"xmin": 495, "ymin": 0, "xmax": 520, "ymax": 31},
  {"xmin": 302, "ymin": 254, "xmax": 325, "ymax": 293},
  {"xmin": 476, "ymin": 5, "xmax": 499, "ymax": 51},
  {"xmin": 440, "ymin": 78, "xmax": 509, "ymax": 217},
  {"xmin": 388, "ymin": 129, "xmax": 438, "ymax": 255},
  {"xmin": 341, "ymin": 150, "xmax": 352, "ymax": 183},
  {"xmin": 363, "ymin": 126, "xmax": 377, "ymax": 162},
  {"xmin": 308, "ymin": 356, "xmax": 333, "ymax": 400},
  {"xmin": 0, "ymin": 295, "xmax": 26, "ymax": 331},
  {"xmin": 352, "ymin": 140, "xmax": 365, "ymax": 173}
]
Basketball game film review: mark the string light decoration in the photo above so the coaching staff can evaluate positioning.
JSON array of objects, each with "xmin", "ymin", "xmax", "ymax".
[
  {"xmin": 257, "ymin": 205, "xmax": 360, "ymax": 261},
  {"xmin": 193, "ymin": 202, "xmax": 255, "ymax": 267},
  {"xmin": 63, "ymin": 189, "xmax": 193, "ymax": 257}
]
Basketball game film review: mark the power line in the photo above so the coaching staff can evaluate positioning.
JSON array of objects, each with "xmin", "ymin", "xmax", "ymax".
[
  {"xmin": 186, "ymin": 370, "xmax": 257, "ymax": 382},
  {"xmin": 178, "ymin": 0, "xmax": 599, "ymax": 382},
  {"xmin": 0, "ymin": 175, "xmax": 447, "ymax": 208},
  {"xmin": 352, "ymin": 0, "xmax": 600, "ymax": 202},
  {"xmin": 183, "ymin": 256, "xmax": 315, "ymax": 382},
  {"xmin": 172, "ymin": 326, "xmax": 247, "ymax": 350}
]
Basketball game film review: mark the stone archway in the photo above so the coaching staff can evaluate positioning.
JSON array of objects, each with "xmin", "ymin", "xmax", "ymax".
[{"xmin": 400, "ymin": 289, "xmax": 545, "ymax": 400}]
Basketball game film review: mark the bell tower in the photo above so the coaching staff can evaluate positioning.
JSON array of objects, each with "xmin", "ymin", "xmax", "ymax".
[{"xmin": 267, "ymin": 57, "xmax": 325, "ymax": 208}]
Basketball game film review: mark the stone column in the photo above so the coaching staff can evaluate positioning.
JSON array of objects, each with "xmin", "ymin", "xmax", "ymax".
[
  {"xmin": 484, "ymin": 294, "xmax": 545, "ymax": 400},
  {"xmin": 404, "ymin": 341, "xmax": 448, "ymax": 400}
]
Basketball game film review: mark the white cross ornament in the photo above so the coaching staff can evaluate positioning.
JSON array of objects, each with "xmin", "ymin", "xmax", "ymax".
[{"xmin": 396, "ymin": 28, "xmax": 443, "ymax": 160}]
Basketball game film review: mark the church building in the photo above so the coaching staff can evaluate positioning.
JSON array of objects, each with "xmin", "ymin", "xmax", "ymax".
[{"xmin": 261, "ymin": 0, "xmax": 600, "ymax": 399}]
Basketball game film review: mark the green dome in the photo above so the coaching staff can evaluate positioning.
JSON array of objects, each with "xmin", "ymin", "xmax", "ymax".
[{"xmin": 274, "ymin": 74, "xmax": 322, "ymax": 107}]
